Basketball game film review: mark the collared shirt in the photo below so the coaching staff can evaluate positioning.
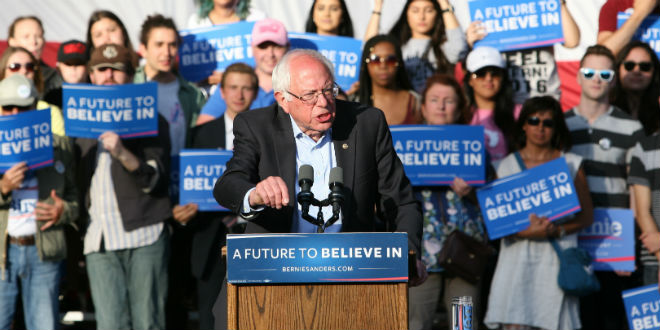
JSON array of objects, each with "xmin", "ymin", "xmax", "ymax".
[
  {"xmin": 241, "ymin": 115, "xmax": 342, "ymax": 233},
  {"xmin": 83, "ymin": 143, "xmax": 163, "ymax": 255},
  {"xmin": 224, "ymin": 113, "xmax": 235, "ymax": 150},
  {"xmin": 289, "ymin": 116, "xmax": 341, "ymax": 233}
]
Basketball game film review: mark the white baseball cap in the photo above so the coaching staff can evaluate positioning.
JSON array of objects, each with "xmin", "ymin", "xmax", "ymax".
[{"xmin": 466, "ymin": 46, "xmax": 505, "ymax": 72}]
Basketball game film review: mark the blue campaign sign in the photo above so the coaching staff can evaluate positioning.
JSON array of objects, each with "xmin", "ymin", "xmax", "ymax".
[
  {"xmin": 618, "ymin": 12, "xmax": 660, "ymax": 58},
  {"xmin": 289, "ymin": 33, "xmax": 362, "ymax": 92},
  {"xmin": 476, "ymin": 157, "xmax": 581, "ymax": 240},
  {"xmin": 390, "ymin": 125, "xmax": 486, "ymax": 186},
  {"xmin": 63, "ymin": 82, "xmax": 158, "ymax": 139},
  {"xmin": 0, "ymin": 109, "xmax": 53, "ymax": 172},
  {"xmin": 579, "ymin": 208, "xmax": 635, "ymax": 272},
  {"xmin": 226, "ymin": 233, "xmax": 408, "ymax": 284},
  {"xmin": 468, "ymin": 0, "xmax": 564, "ymax": 51},
  {"xmin": 179, "ymin": 149, "xmax": 231, "ymax": 211},
  {"xmin": 622, "ymin": 284, "xmax": 660, "ymax": 330},
  {"xmin": 179, "ymin": 22, "xmax": 256, "ymax": 83}
]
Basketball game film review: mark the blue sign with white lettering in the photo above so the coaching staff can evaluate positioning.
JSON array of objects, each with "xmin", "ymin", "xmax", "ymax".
[
  {"xmin": 226, "ymin": 233, "xmax": 408, "ymax": 284},
  {"xmin": 468, "ymin": 0, "xmax": 564, "ymax": 51},
  {"xmin": 618, "ymin": 12, "xmax": 660, "ymax": 59},
  {"xmin": 0, "ymin": 109, "xmax": 52, "ymax": 172},
  {"xmin": 179, "ymin": 22, "xmax": 256, "ymax": 83},
  {"xmin": 289, "ymin": 33, "xmax": 362, "ymax": 92},
  {"xmin": 579, "ymin": 208, "xmax": 635, "ymax": 272},
  {"xmin": 63, "ymin": 82, "xmax": 158, "ymax": 139},
  {"xmin": 390, "ymin": 125, "xmax": 486, "ymax": 186},
  {"xmin": 623, "ymin": 284, "xmax": 660, "ymax": 330},
  {"xmin": 476, "ymin": 157, "xmax": 581, "ymax": 240},
  {"xmin": 179, "ymin": 149, "xmax": 231, "ymax": 211}
]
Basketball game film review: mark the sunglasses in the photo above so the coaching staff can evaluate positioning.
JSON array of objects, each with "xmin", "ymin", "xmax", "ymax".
[
  {"xmin": 472, "ymin": 67, "xmax": 504, "ymax": 79},
  {"xmin": 7, "ymin": 62, "xmax": 35, "ymax": 73},
  {"xmin": 622, "ymin": 61, "xmax": 653, "ymax": 72},
  {"xmin": 366, "ymin": 54, "xmax": 399, "ymax": 67},
  {"xmin": 526, "ymin": 116, "xmax": 554, "ymax": 128},
  {"xmin": 579, "ymin": 68, "xmax": 615, "ymax": 82}
]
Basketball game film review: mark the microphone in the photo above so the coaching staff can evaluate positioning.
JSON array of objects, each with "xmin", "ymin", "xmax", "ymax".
[
  {"xmin": 297, "ymin": 165, "xmax": 314, "ymax": 215},
  {"xmin": 328, "ymin": 167, "xmax": 344, "ymax": 219}
]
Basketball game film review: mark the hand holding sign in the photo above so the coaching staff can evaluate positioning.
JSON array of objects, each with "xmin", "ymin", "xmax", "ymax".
[
  {"xmin": 517, "ymin": 213, "xmax": 552, "ymax": 239},
  {"xmin": 1, "ymin": 161, "xmax": 27, "ymax": 195},
  {"xmin": 36, "ymin": 189, "xmax": 64, "ymax": 231},
  {"xmin": 99, "ymin": 131, "xmax": 139, "ymax": 172}
]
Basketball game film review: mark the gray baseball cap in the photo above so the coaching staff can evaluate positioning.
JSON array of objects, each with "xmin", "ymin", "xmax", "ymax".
[{"xmin": 0, "ymin": 74, "xmax": 37, "ymax": 107}]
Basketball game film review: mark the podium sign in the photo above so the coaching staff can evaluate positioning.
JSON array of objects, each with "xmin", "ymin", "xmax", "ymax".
[{"xmin": 226, "ymin": 233, "xmax": 408, "ymax": 284}]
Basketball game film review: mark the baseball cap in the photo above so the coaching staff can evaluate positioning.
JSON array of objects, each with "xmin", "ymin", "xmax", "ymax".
[
  {"xmin": 466, "ymin": 46, "xmax": 505, "ymax": 73},
  {"xmin": 251, "ymin": 18, "xmax": 288, "ymax": 47},
  {"xmin": 57, "ymin": 40, "xmax": 87, "ymax": 65},
  {"xmin": 0, "ymin": 74, "xmax": 38, "ymax": 107},
  {"xmin": 88, "ymin": 44, "xmax": 132, "ymax": 72}
]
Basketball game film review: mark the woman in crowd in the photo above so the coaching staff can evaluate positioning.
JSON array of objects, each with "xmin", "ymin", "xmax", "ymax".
[
  {"xmin": 0, "ymin": 46, "xmax": 65, "ymax": 136},
  {"xmin": 463, "ymin": 46, "xmax": 516, "ymax": 162},
  {"xmin": 304, "ymin": 0, "xmax": 354, "ymax": 37},
  {"xmin": 7, "ymin": 16, "xmax": 58, "ymax": 98},
  {"xmin": 408, "ymin": 73, "xmax": 487, "ymax": 330},
  {"xmin": 484, "ymin": 96, "xmax": 594, "ymax": 330},
  {"xmin": 364, "ymin": 0, "xmax": 468, "ymax": 92},
  {"xmin": 352, "ymin": 35, "xmax": 421, "ymax": 125},
  {"xmin": 86, "ymin": 10, "xmax": 135, "ymax": 56},
  {"xmin": 612, "ymin": 40, "xmax": 660, "ymax": 135}
]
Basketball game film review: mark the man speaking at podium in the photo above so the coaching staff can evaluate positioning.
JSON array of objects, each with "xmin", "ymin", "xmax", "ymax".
[{"xmin": 212, "ymin": 49, "xmax": 425, "ymax": 328}]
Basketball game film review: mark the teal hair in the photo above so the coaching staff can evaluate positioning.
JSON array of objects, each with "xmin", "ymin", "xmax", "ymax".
[{"xmin": 198, "ymin": 0, "xmax": 251, "ymax": 20}]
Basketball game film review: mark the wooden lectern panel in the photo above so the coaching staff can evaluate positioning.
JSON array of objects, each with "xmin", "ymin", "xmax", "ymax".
[{"xmin": 227, "ymin": 282, "xmax": 408, "ymax": 330}]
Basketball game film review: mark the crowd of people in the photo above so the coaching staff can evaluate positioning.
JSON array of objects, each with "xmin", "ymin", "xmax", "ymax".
[{"xmin": 2, "ymin": 0, "xmax": 660, "ymax": 330}]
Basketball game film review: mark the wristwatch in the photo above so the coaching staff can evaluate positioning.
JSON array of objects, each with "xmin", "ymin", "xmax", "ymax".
[
  {"xmin": 558, "ymin": 225, "xmax": 566, "ymax": 238},
  {"xmin": 441, "ymin": 5, "xmax": 454, "ymax": 14}
]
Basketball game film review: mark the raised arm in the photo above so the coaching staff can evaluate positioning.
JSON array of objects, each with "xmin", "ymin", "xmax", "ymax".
[{"xmin": 561, "ymin": 0, "xmax": 580, "ymax": 48}]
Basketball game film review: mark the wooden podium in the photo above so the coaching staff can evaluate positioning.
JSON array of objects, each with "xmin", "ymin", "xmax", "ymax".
[{"xmin": 224, "ymin": 233, "xmax": 410, "ymax": 330}]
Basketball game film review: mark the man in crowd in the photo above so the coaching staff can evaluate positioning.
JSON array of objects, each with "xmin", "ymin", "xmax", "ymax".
[
  {"xmin": 188, "ymin": 62, "xmax": 259, "ymax": 330},
  {"xmin": 195, "ymin": 18, "xmax": 289, "ymax": 125},
  {"xmin": 565, "ymin": 44, "xmax": 645, "ymax": 330},
  {"xmin": 77, "ymin": 43, "xmax": 171, "ymax": 330},
  {"xmin": 0, "ymin": 74, "xmax": 78, "ymax": 330},
  {"xmin": 211, "ymin": 49, "xmax": 425, "ymax": 329}
]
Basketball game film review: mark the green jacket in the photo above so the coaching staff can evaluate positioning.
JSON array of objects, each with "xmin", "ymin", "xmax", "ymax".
[
  {"xmin": 0, "ymin": 135, "xmax": 79, "ymax": 277},
  {"xmin": 133, "ymin": 67, "xmax": 206, "ymax": 147}
]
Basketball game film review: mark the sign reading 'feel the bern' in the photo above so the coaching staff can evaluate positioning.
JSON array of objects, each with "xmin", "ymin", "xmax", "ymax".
[
  {"xmin": 578, "ymin": 208, "xmax": 635, "ymax": 272},
  {"xmin": 622, "ymin": 284, "xmax": 660, "ymax": 330},
  {"xmin": 179, "ymin": 149, "xmax": 231, "ymax": 211},
  {"xmin": 227, "ymin": 233, "xmax": 408, "ymax": 284},
  {"xmin": 0, "ymin": 109, "xmax": 52, "ymax": 172},
  {"xmin": 390, "ymin": 125, "xmax": 486, "ymax": 186},
  {"xmin": 468, "ymin": 0, "xmax": 564, "ymax": 51},
  {"xmin": 476, "ymin": 157, "xmax": 581, "ymax": 240},
  {"xmin": 63, "ymin": 82, "xmax": 158, "ymax": 139}
]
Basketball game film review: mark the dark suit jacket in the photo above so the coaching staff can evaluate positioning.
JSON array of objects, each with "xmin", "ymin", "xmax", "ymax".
[
  {"xmin": 213, "ymin": 100, "xmax": 422, "ymax": 255},
  {"xmin": 189, "ymin": 116, "xmax": 230, "ymax": 278}
]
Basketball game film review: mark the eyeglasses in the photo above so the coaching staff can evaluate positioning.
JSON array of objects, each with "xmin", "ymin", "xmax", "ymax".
[
  {"xmin": 471, "ymin": 67, "xmax": 504, "ymax": 79},
  {"xmin": 365, "ymin": 54, "xmax": 399, "ymax": 67},
  {"xmin": 526, "ymin": 116, "xmax": 554, "ymax": 128},
  {"xmin": 579, "ymin": 68, "xmax": 615, "ymax": 82},
  {"xmin": 622, "ymin": 61, "xmax": 653, "ymax": 72},
  {"xmin": 7, "ymin": 62, "xmax": 35, "ymax": 73},
  {"xmin": 287, "ymin": 83, "xmax": 339, "ymax": 105}
]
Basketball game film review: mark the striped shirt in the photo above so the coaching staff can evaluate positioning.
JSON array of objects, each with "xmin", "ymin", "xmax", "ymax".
[
  {"xmin": 83, "ymin": 145, "xmax": 163, "ymax": 255},
  {"xmin": 564, "ymin": 106, "xmax": 644, "ymax": 208},
  {"xmin": 629, "ymin": 134, "xmax": 660, "ymax": 266}
]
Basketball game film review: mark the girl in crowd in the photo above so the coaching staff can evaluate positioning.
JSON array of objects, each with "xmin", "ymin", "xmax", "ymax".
[
  {"xmin": 364, "ymin": 0, "xmax": 468, "ymax": 92},
  {"xmin": 305, "ymin": 0, "xmax": 354, "ymax": 37},
  {"xmin": 352, "ymin": 35, "xmax": 421, "ymax": 125},
  {"xmin": 463, "ymin": 46, "xmax": 516, "ymax": 162},
  {"xmin": 612, "ymin": 40, "xmax": 660, "ymax": 135},
  {"xmin": 0, "ymin": 47, "xmax": 64, "ymax": 136},
  {"xmin": 7, "ymin": 16, "xmax": 58, "ymax": 97},
  {"xmin": 484, "ymin": 96, "xmax": 593, "ymax": 330},
  {"xmin": 408, "ymin": 73, "xmax": 487, "ymax": 330}
]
